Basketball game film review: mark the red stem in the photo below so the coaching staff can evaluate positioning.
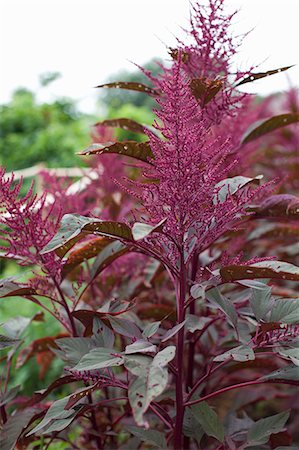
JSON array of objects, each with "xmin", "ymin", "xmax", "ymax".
[
  {"xmin": 173, "ymin": 251, "xmax": 186, "ymax": 450},
  {"xmin": 185, "ymin": 379, "xmax": 266, "ymax": 407}
]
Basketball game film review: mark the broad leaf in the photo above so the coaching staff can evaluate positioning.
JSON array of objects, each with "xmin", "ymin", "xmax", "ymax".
[
  {"xmin": 214, "ymin": 345, "xmax": 255, "ymax": 362},
  {"xmin": 0, "ymin": 335, "xmax": 21, "ymax": 349},
  {"xmin": 242, "ymin": 113, "xmax": 299, "ymax": 144},
  {"xmin": 55, "ymin": 337, "xmax": 94, "ymax": 365},
  {"xmin": 190, "ymin": 283, "xmax": 205, "ymax": 300},
  {"xmin": 95, "ymin": 81, "xmax": 159, "ymax": 96},
  {"xmin": 0, "ymin": 385, "xmax": 21, "ymax": 407},
  {"xmin": 73, "ymin": 347, "xmax": 124, "ymax": 371},
  {"xmin": 132, "ymin": 218, "xmax": 166, "ymax": 241},
  {"xmin": 183, "ymin": 408, "xmax": 204, "ymax": 445},
  {"xmin": 109, "ymin": 316, "xmax": 143, "ymax": 339},
  {"xmin": 191, "ymin": 401, "xmax": 225, "ymax": 443},
  {"xmin": 221, "ymin": 261, "xmax": 299, "ymax": 283},
  {"xmin": 276, "ymin": 347, "xmax": 299, "ymax": 366},
  {"xmin": 236, "ymin": 65, "xmax": 294, "ymax": 86},
  {"xmin": 27, "ymin": 395, "xmax": 84, "ymax": 436},
  {"xmin": 95, "ymin": 118, "xmax": 149, "ymax": 135},
  {"xmin": 270, "ymin": 299, "xmax": 299, "ymax": 323},
  {"xmin": 2, "ymin": 316, "xmax": 31, "ymax": 339},
  {"xmin": 78, "ymin": 141, "xmax": 154, "ymax": 164},
  {"xmin": 65, "ymin": 382, "xmax": 99, "ymax": 410},
  {"xmin": 127, "ymin": 426, "xmax": 167, "ymax": 449},
  {"xmin": 213, "ymin": 175, "xmax": 262, "ymax": 204},
  {"xmin": 247, "ymin": 411, "xmax": 289, "ymax": 445},
  {"xmin": 91, "ymin": 240, "xmax": 128, "ymax": 279},
  {"xmin": 92, "ymin": 317, "xmax": 115, "ymax": 348},
  {"xmin": 261, "ymin": 365, "xmax": 299, "ymax": 383},
  {"xmin": 186, "ymin": 314, "xmax": 210, "ymax": 333},
  {"xmin": 0, "ymin": 279, "xmax": 36, "ymax": 299},
  {"xmin": 124, "ymin": 354, "xmax": 153, "ymax": 376},
  {"xmin": 206, "ymin": 288, "xmax": 238, "ymax": 329},
  {"xmin": 41, "ymin": 214, "xmax": 133, "ymax": 256},
  {"xmin": 125, "ymin": 340, "xmax": 157, "ymax": 355},
  {"xmin": 161, "ymin": 321, "xmax": 186, "ymax": 343},
  {"xmin": 0, "ymin": 408, "xmax": 38, "ymax": 450},
  {"xmin": 62, "ymin": 236, "xmax": 111, "ymax": 277},
  {"xmin": 142, "ymin": 321, "xmax": 161, "ymax": 339},
  {"xmin": 97, "ymin": 298, "xmax": 133, "ymax": 315},
  {"xmin": 250, "ymin": 285, "xmax": 273, "ymax": 321},
  {"xmin": 128, "ymin": 346, "xmax": 175, "ymax": 427},
  {"xmin": 248, "ymin": 223, "xmax": 299, "ymax": 241},
  {"xmin": 253, "ymin": 194, "xmax": 299, "ymax": 219}
]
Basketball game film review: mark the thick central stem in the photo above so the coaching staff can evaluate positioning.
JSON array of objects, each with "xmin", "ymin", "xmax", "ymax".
[{"xmin": 174, "ymin": 252, "xmax": 186, "ymax": 450}]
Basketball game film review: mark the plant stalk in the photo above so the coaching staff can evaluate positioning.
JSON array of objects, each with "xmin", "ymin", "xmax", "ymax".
[{"xmin": 173, "ymin": 251, "xmax": 186, "ymax": 450}]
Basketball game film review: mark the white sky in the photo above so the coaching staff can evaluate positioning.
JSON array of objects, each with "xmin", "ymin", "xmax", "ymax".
[{"xmin": 0, "ymin": 0, "xmax": 298, "ymax": 113}]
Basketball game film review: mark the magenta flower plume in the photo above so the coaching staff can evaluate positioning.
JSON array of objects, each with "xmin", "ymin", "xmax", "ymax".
[
  {"xmin": 0, "ymin": 168, "xmax": 61, "ymax": 279},
  {"xmin": 140, "ymin": 57, "xmax": 258, "ymax": 264},
  {"xmin": 182, "ymin": 0, "xmax": 238, "ymax": 80}
]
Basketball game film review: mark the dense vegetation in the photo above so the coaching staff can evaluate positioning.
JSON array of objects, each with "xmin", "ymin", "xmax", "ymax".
[{"xmin": 1, "ymin": 1, "xmax": 299, "ymax": 449}]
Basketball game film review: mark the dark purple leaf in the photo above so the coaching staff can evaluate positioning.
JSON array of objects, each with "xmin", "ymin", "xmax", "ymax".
[
  {"xmin": 236, "ymin": 65, "xmax": 294, "ymax": 86},
  {"xmin": 78, "ymin": 141, "xmax": 154, "ymax": 164},
  {"xmin": 41, "ymin": 214, "xmax": 133, "ymax": 256},
  {"xmin": 95, "ymin": 81, "xmax": 159, "ymax": 96},
  {"xmin": 221, "ymin": 261, "xmax": 299, "ymax": 283},
  {"xmin": 94, "ymin": 118, "xmax": 148, "ymax": 135},
  {"xmin": 242, "ymin": 113, "xmax": 299, "ymax": 144},
  {"xmin": 190, "ymin": 78, "xmax": 223, "ymax": 106}
]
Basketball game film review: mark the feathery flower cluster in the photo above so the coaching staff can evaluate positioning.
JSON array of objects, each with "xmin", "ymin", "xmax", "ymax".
[
  {"xmin": 175, "ymin": 0, "xmax": 249, "ymax": 124},
  {"xmin": 258, "ymin": 324, "xmax": 299, "ymax": 347},
  {"xmin": 0, "ymin": 168, "xmax": 61, "ymax": 278},
  {"xmin": 141, "ymin": 58, "xmax": 259, "ymax": 263}
]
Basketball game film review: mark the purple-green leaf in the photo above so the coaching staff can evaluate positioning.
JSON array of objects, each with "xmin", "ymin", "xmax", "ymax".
[
  {"xmin": 41, "ymin": 214, "xmax": 133, "ymax": 256},
  {"xmin": 73, "ymin": 347, "xmax": 124, "ymax": 371}
]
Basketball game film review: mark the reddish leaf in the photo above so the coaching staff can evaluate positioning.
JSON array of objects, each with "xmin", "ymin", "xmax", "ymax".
[
  {"xmin": 41, "ymin": 214, "xmax": 133, "ymax": 256},
  {"xmin": 62, "ymin": 237, "xmax": 111, "ymax": 277},
  {"xmin": 242, "ymin": 113, "xmax": 299, "ymax": 144},
  {"xmin": 36, "ymin": 351, "xmax": 55, "ymax": 380},
  {"xmin": 65, "ymin": 383, "xmax": 99, "ymax": 410},
  {"xmin": 190, "ymin": 78, "xmax": 223, "ymax": 106},
  {"xmin": 221, "ymin": 261, "xmax": 299, "ymax": 283},
  {"xmin": 248, "ymin": 223, "xmax": 299, "ymax": 241},
  {"xmin": 90, "ymin": 240, "xmax": 128, "ymax": 280},
  {"xmin": 138, "ymin": 304, "xmax": 175, "ymax": 321},
  {"xmin": 24, "ymin": 376, "xmax": 77, "ymax": 407},
  {"xmin": 0, "ymin": 408, "xmax": 39, "ymax": 450},
  {"xmin": 94, "ymin": 118, "xmax": 148, "ymax": 135},
  {"xmin": 78, "ymin": 141, "xmax": 154, "ymax": 164},
  {"xmin": 260, "ymin": 322, "xmax": 283, "ymax": 334},
  {"xmin": 0, "ymin": 279, "xmax": 36, "ymax": 299},
  {"xmin": 73, "ymin": 301, "xmax": 134, "ymax": 329},
  {"xmin": 226, "ymin": 358, "xmax": 278, "ymax": 373},
  {"xmin": 95, "ymin": 81, "xmax": 159, "ymax": 96},
  {"xmin": 253, "ymin": 194, "xmax": 299, "ymax": 219},
  {"xmin": 72, "ymin": 310, "xmax": 109, "ymax": 330},
  {"xmin": 270, "ymin": 430, "xmax": 293, "ymax": 448},
  {"xmin": 236, "ymin": 65, "xmax": 294, "ymax": 86},
  {"xmin": 16, "ymin": 333, "xmax": 68, "ymax": 369}
]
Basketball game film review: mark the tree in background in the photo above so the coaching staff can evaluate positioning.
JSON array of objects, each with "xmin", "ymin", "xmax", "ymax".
[{"xmin": 0, "ymin": 79, "xmax": 90, "ymax": 172}]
